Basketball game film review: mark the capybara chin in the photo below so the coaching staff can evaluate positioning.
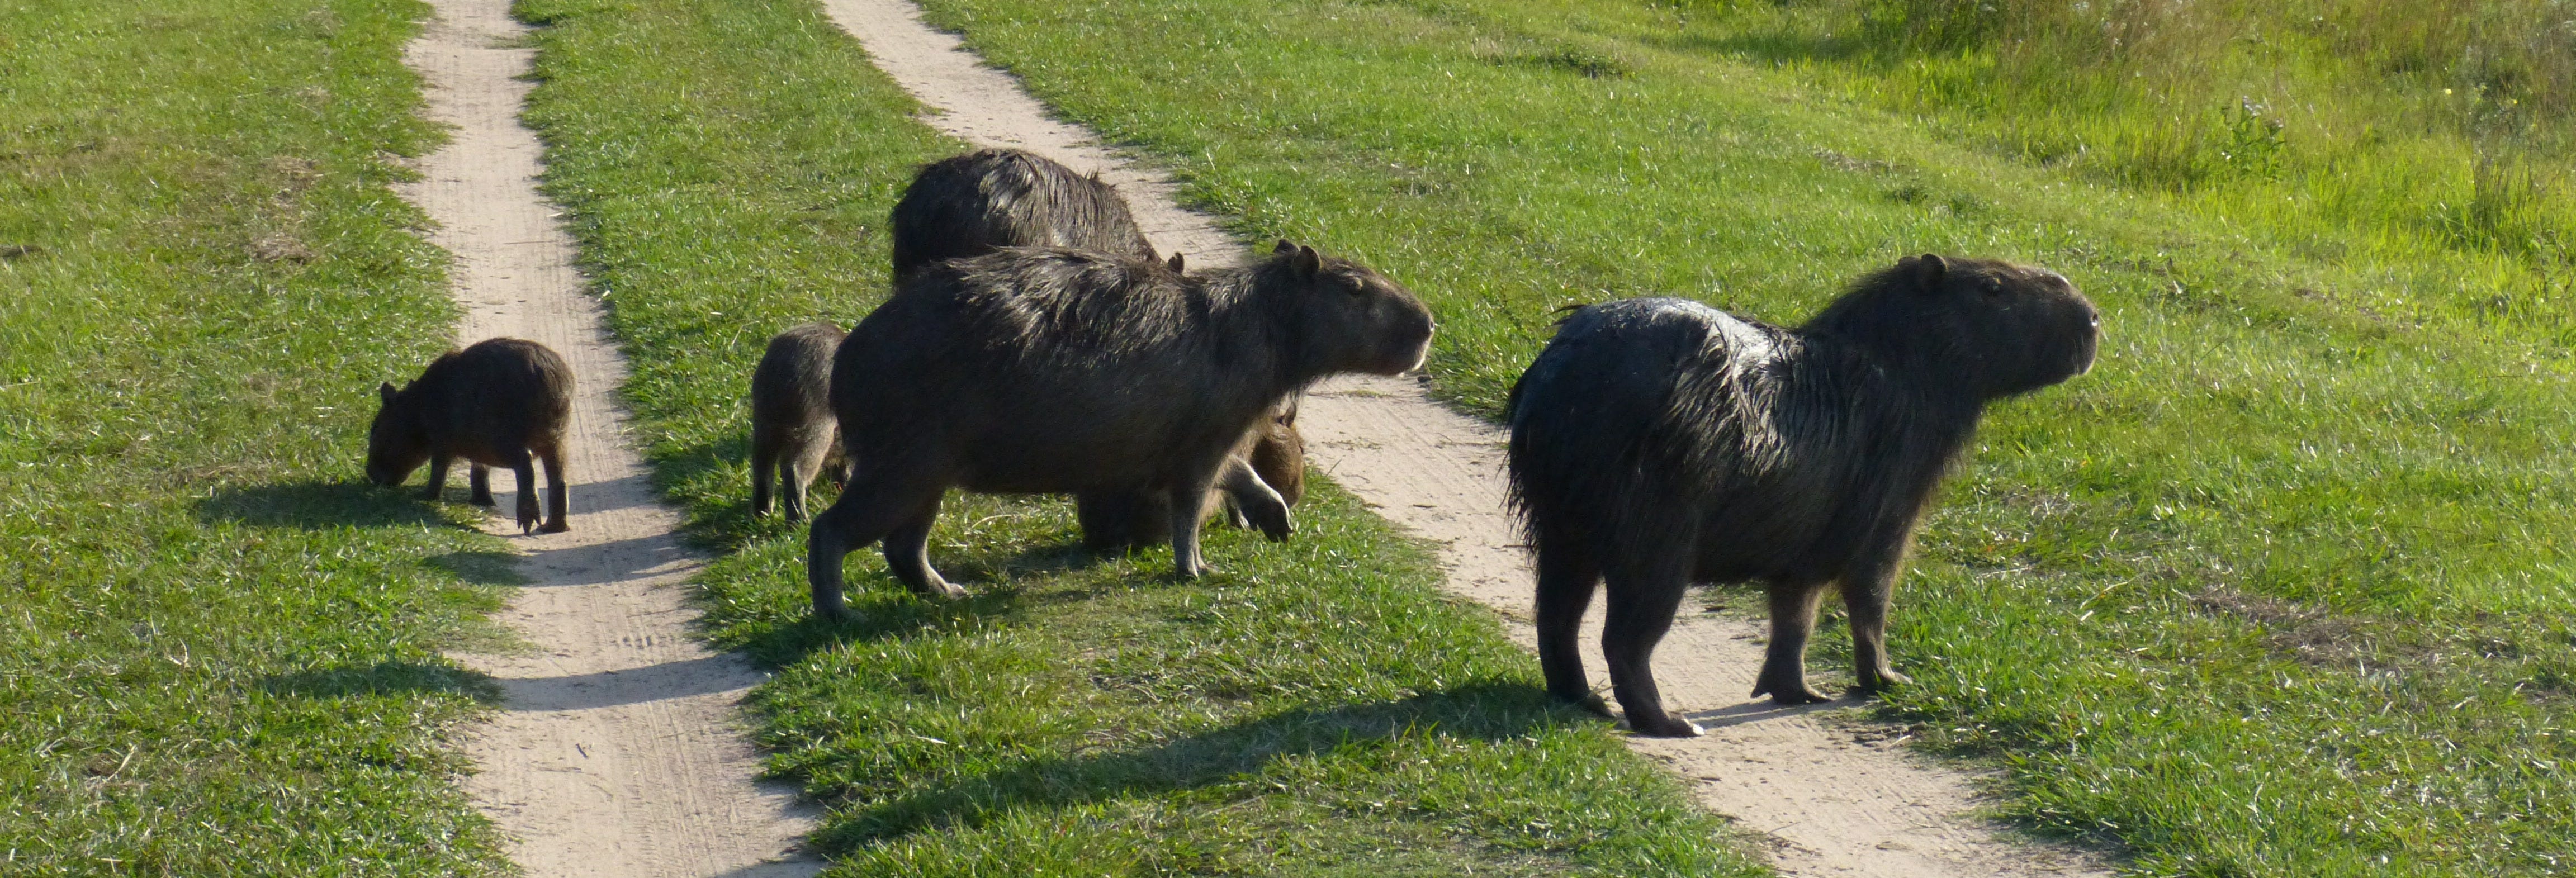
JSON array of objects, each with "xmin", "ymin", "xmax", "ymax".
[
  {"xmin": 1506, "ymin": 254, "xmax": 2096, "ymax": 737},
  {"xmin": 750, "ymin": 322, "xmax": 847, "ymax": 522},
  {"xmin": 1075, "ymin": 395, "xmax": 1305, "ymax": 553},
  {"xmin": 889, "ymin": 146, "xmax": 1314, "ymax": 545},
  {"xmin": 367, "ymin": 337, "xmax": 575, "ymax": 534},
  {"xmin": 806, "ymin": 240, "xmax": 1434, "ymax": 620}
]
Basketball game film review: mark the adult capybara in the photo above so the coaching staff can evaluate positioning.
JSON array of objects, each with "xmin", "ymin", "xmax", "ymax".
[
  {"xmin": 889, "ymin": 146, "xmax": 1311, "ymax": 543},
  {"xmin": 1074, "ymin": 395, "xmax": 1305, "ymax": 553},
  {"xmin": 806, "ymin": 241, "xmax": 1433, "ymax": 620},
  {"xmin": 750, "ymin": 322, "xmax": 848, "ymax": 521},
  {"xmin": 1506, "ymin": 255, "xmax": 2097, "ymax": 737},
  {"xmin": 367, "ymin": 338, "xmax": 574, "ymax": 534},
  {"xmin": 889, "ymin": 148, "xmax": 1157, "ymax": 282}
]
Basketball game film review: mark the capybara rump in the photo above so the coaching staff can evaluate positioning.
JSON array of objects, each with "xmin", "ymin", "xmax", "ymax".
[
  {"xmin": 368, "ymin": 337, "xmax": 574, "ymax": 534},
  {"xmin": 1506, "ymin": 254, "xmax": 2096, "ymax": 736},
  {"xmin": 751, "ymin": 322, "xmax": 847, "ymax": 521}
]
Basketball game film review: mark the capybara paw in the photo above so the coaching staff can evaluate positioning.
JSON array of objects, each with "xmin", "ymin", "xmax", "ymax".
[
  {"xmin": 1853, "ymin": 668, "xmax": 1912, "ymax": 696},
  {"xmin": 470, "ymin": 494, "xmax": 497, "ymax": 507},
  {"xmin": 1752, "ymin": 678, "xmax": 1834, "ymax": 706},
  {"xmin": 814, "ymin": 604, "xmax": 858, "ymax": 624},
  {"xmin": 1627, "ymin": 710, "xmax": 1704, "ymax": 738},
  {"xmin": 1253, "ymin": 510, "xmax": 1294, "ymax": 542},
  {"xmin": 537, "ymin": 521, "xmax": 570, "ymax": 534}
]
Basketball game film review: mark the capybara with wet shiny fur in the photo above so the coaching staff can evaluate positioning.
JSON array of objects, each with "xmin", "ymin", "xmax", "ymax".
[
  {"xmin": 751, "ymin": 322, "xmax": 847, "ymax": 521},
  {"xmin": 367, "ymin": 338, "xmax": 574, "ymax": 534},
  {"xmin": 1506, "ymin": 255, "xmax": 2097, "ymax": 737},
  {"xmin": 806, "ymin": 241, "xmax": 1433, "ymax": 620},
  {"xmin": 1075, "ymin": 395, "xmax": 1306, "ymax": 552},
  {"xmin": 889, "ymin": 146, "xmax": 1312, "ymax": 543}
]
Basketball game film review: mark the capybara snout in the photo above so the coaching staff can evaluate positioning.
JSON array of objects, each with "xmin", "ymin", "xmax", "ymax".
[{"xmin": 367, "ymin": 338, "xmax": 574, "ymax": 534}]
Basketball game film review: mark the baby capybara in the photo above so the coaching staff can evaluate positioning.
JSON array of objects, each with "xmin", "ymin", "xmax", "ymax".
[
  {"xmin": 367, "ymin": 338, "xmax": 574, "ymax": 534},
  {"xmin": 890, "ymin": 148, "xmax": 1310, "ymax": 545},
  {"xmin": 1074, "ymin": 395, "xmax": 1305, "ymax": 552},
  {"xmin": 1506, "ymin": 255, "xmax": 2097, "ymax": 737},
  {"xmin": 806, "ymin": 241, "xmax": 1433, "ymax": 620},
  {"xmin": 750, "ymin": 322, "xmax": 847, "ymax": 521}
]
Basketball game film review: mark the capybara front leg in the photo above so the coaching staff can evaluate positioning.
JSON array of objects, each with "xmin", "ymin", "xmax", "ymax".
[
  {"xmin": 750, "ymin": 439, "xmax": 778, "ymax": 518},
  {"xmin": 421, "ymin": 456, "xmax": 453, "ymax": 501},
  {"xmin": 1602, "ymin": 557, "xmax": 1699, "ymax": 737},
  {"xmin": 468, "ymin": 464, "xmax": 496, "ymax": 506},
  {"xmin": 881, "ymin": 496, "xmax": 964, "ymax": 600},
  {"xmin": 1841, "ymin": 550, "xmax": 1910, "ymax": 695},
  {"xmin": 1534, "ymin": 542, "xmax": 1608, "ymax": 718},
  {"xmin": 1751, "ymin": 581, "xmax": 1833, "ymax": 705},
  {"xmin": 1218, "ymin": 458, "xmax": 1292, "ymax": 542},
  {"xmin": 1166, "ymin": 464, "xmax": 1227, "ymax": 578},
  {"xmin": 536, "ymin": 444, "xmax": 569, "ymax": 534}
]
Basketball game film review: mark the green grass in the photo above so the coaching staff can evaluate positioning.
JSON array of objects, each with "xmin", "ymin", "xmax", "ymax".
[
  {"xmin": 510, "ymin": 0, "xmax": 1764, "ymax": 873},
  {"xmin": 0, "ymin": 1, "xmax": 515, "ymax": 874},
  {"xmin": 868, "ymin": 0, "xmax": 2576, "ymax": 874}
]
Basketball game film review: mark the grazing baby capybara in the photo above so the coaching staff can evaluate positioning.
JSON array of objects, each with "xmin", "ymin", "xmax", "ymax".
[
  {"xmin": 806, "ymin": 241, "xmax": 1433, "ymax": 620},
  {"xmin": 750, "ymin": 322, "xmax": 847, "ymax": 521},
  {"xmin": 1073, "ymin": 395, "xmax": 1305, "ymax": 552},
  {"xmin": 1505, "ymin": 255, "xmax": 2097, "ymax": 737},
  {"xmin": 367, "ymin": 337, "xmax": 575, "ymax": 534},
  {"xmin": 888, "ymin": 146, "xmax": 1313, "ymax": 545}
]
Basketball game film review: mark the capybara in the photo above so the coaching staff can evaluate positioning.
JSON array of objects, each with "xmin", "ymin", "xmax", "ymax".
[
  {"xmin": 367, "ymin": 338, "xmax": 575, "ymax": 534},
  {"xmin": 1074, "ymin": 395, "xmax": 1305, "ymax": 552},
  {"xmin": 889, "ymin": 147, "xmax": 1158, "ymax": 283},
  {"xmin": 807, "ymin": 241, "xmax": 1433, "ymax": 620},
  {"xmin": 1505, "ymin": 255, "xmax": 2097, "ymax": 737},
  {"xmin": 888, "ymin": 146, "xmax": 1309, "ymax": 543},
  {"xmin": 750, "ymin": 322, "xmax": 848, "ymax": 521}
]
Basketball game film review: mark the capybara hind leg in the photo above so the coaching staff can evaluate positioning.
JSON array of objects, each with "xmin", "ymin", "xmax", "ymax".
[
  {"xmin": 468, "ymin": 464, "xmax": 496, "ymax": 506},
  {"xmin": 1751, "ymin": 581, "xmax": 1833, "ymax": 705},
  {"xmin": 750, "ymin": 441, "xmax": 778, "ymax": 518},
  {"xmin": 1166, "ymin": 468, "xmax": 1225, "ymax": 578},
  {"xmin": 1218, "ymin": 458, "xmax": 1292, "ymax": 542},
  {"xmin": 807, "ymin": 469, "xmax": 944, "ymax": 620},
  {"xmin": 1602, "ymin": 559, "xmax": 1699, "ymax": 737},
  {"xmin": 536, "ymin": 445, "xmax": 569, "ymax": 534},
  {"xmin": 880, "ymin": 500, "xmax": 963, "ymax": 600},
  {"xmin": 422, "ymin": 456, "xmax": 453, "ymax": 501},
  {"xmin": 505, "ymin": 451, "xmax": 542, "ymax": 535},
  {"xmin": 781, "ymin": 430, "xmax": 833, "ymax": 524},
  {"xmin": 1534, "ymin": 543, "xmax": 1608, "ymax": 718}
]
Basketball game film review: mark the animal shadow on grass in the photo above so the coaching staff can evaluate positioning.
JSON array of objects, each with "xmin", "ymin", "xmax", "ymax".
[
  {"xmin": 813, "ymin": 680, "xmax": 1580, "ymax": 850},
  {"xmin": 261, "ymin": 659, "xmax": 503, "ymax": 705},
  {"xmin": 197, "ymin": 479, "xmax": 453, "ymax": 530}
]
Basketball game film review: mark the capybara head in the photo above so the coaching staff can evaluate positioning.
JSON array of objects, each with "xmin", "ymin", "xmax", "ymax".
[
  {"xmin": 1248, "ymin": 395, "xmax": 1305, "ymax": 507},
  {"xmin": 1261, "ymin": 239, "xmax": 1434, "ymax": 376},
  {"xmin": 1805, "ymin": 254, "xmax": 2098, "ymax": 398},
  {"xmin": 365, "ymin": 381, "xmax": 429, "ymax": 487}
]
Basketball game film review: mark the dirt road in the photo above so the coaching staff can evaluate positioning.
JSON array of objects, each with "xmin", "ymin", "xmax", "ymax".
[
  {"xmin": 399, "ymin": 2, "xmax": 821, "ymax": 875},
  {"xmin": 811, "ymin": 0, "xmax": 2111, "ymax": 874}
]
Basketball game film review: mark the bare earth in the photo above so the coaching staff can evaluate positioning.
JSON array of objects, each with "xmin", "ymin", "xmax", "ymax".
[
  {"xmin": 399, "ymin": 2, "xmax": 822, "ymax": 876},
  {"xmin": 814, "ymin": 0, "xmax": 2114, "ymax": 874}
]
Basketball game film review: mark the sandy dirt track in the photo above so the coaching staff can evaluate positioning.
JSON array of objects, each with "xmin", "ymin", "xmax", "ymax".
[
  {"xmin": 399, "ymin": 2, "xmax": 822, "ymax": 875},
  {"xmin": 813, "ymin": 0, "xmax": 2113, "ymax": 874}
]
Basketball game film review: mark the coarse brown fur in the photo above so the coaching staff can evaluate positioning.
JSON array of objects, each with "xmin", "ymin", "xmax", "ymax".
[
  {"xmin": 889, "ymin": 148, "xmax": 1309, "ymax": 545},
  {"xmin": 367, "ymin": 338, "xmax": 574, "ymax": 534},
  {"xmin": 750, "ymin": 322, "xmax": 847, "ymax": 521},
  {"xmin": 1505, "ymin": 255, "xmax": 2097, "ymax": 736},
  {"xmin": 806, "ymin": 241, "xmax": 1433, "ymax": 620}
]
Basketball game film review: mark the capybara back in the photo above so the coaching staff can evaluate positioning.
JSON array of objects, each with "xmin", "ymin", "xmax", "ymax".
[
  {"xmin": 368, "ymin": 337, "xmax": 575, "ymax": 534},
  {"xmin": 889, "ymin": 148, "xmax": 1157, "ymax": 282}
]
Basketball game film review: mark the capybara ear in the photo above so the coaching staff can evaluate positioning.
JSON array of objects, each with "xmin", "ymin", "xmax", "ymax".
[
  {"xmin": 378, "ymin": 381, "xmax": 398, "ymax": 406},
  {"xmin": 1167, "ymin": 252, "xmax": 1185, "ymax": 273},
  {"xmin": 1292, "ymin": 245, "xmax": 1322, "ymax": 281},
  {"xmin": 1274, "ymin": 239, "xmax": 1298, "ymax": 256},
  {"xmin": 1911, "ymin": 253, "xmax": 1948, "ymax": 289}
]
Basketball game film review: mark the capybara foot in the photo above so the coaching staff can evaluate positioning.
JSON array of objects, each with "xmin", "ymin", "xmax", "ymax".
[
  {"xmin": 470, "ymin": 492, "xmax": 496, "ymax": 507},
  {"xmin": 1627, "ymin": 710, "xmax": 1704, "ymax": 738},
  {"xmin": 1852, "ymin": 667, "xmax": 1912, "ymax": 697},
  {"xmin": 1558, "ymin": 692, "xmax": 1615, "ymax": 719},
  {"xmin": 1752, "ymin": 677, "xmax": 1834, "ymax": 706},
  {"xmin": 1247, "ymin": 506, "xmax": 1293, "ymax": 542},
  {"xmin": 537, "ymin": 520, "xmax": 571, "ymax": 535},
  {"xmin": 814, "ymin": 604, "xmax": 858, "ymax": 624}
]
